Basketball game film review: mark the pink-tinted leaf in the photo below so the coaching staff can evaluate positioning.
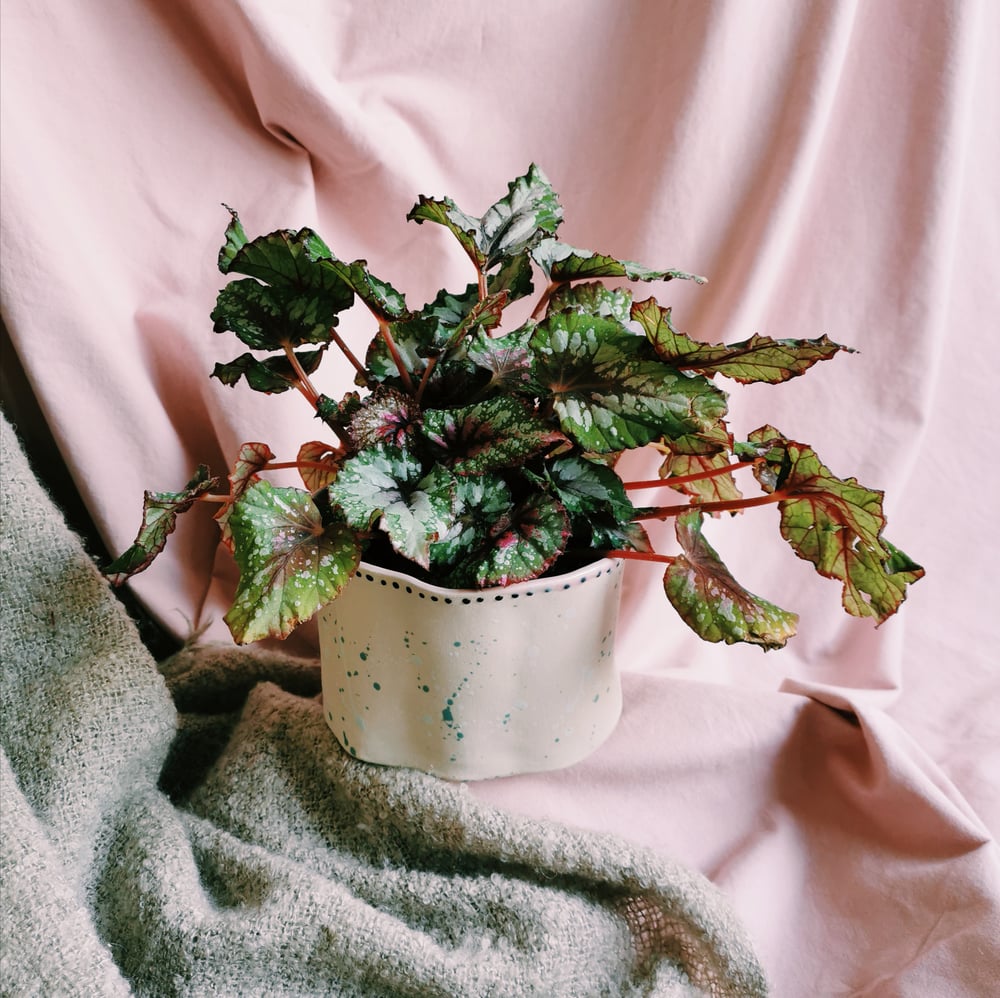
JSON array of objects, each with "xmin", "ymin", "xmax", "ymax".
[
  {"xmin": 297, "ymin": 441, "xmax": 343, "ymax": 492},
  {"xmin": 664, "ymin": 511, "xmax": 799, "ymax": 649},
  {"xmin": 659, "ymin": 449, "xmax": 743, "ymax": 505}
]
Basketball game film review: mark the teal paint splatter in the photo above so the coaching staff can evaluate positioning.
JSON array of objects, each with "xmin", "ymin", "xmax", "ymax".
[{"xmin": 373, "ymin": 682, "xmax": 381, "ymax": 691}]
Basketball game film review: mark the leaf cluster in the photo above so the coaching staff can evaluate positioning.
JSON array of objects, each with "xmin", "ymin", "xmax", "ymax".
[{"xmin": 106, "ymin": 167, "xmax": 922, "ymax": 645}]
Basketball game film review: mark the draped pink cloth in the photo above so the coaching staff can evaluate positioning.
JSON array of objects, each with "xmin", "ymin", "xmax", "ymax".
[{"xmin": 3, "ymin": 2, "xmax": 997, "ymax": 993}]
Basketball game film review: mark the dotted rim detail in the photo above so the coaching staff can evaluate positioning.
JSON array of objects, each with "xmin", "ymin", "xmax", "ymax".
[{"xmin": 352, "ymin": 559, "xmax": 622, "ymax": 604}]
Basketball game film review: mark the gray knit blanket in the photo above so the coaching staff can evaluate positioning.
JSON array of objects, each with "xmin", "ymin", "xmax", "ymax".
[{"xmin": 0, "ymin": 412, "xmax": 766, "ymax": 997}]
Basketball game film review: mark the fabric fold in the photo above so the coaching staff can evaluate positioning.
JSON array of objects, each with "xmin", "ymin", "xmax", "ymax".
[{"xmin": 1, "ymin": 410, "xmax": 767, "ymax": 995}]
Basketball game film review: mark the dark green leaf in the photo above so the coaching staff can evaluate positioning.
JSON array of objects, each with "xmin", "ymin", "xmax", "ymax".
[
  {"xmin": 212, "ymin": 348, "xmax": 325, "ymax": 394},
  {"xmin": 105, "ymin": 466, "xmax": 220, "ymax": 584},
  {"xmin": 431, "ymin": 484, "xmax": 570, "ymax": 588},
  {"xmin": 532, "ymin": 238, "xmax": 706, "ymax": 285},
  {"xmin": 224, "ymin": 481, "xmax": 362, "ymax": 643},
  {"xmin": 633, "ymin": 298, "xmax": 851, "ymax": 384},
  {"xmin": 407, "ymin": 196, "xmax": 485, "ymax": 269},
  {"xmin": 211, "ymin": 280, "xmax": 344, "ymax": 350},
  {"xmin": 422, "ymin": 398, "xmax": 566, "ymax": 475},
  {"xmin": 488, "ymin": 251, "xmax": 535, "ymax": 301},
  {"xmin": 218, "ymin": 206, "xmax": 249, "ymax": 272},
  {"xmin": 664, "ymin": 511, "xmax": 799, "ymax": 649},
  {"xmin": 530, "ymin": 310, "xmax": 728, "ymax": 452},
  {"xmin": 408, "ymin": 164, "xmax": 562, "ymax": 272},
  {"xmin": 318, "ymin": 258, "xmax": 409, "ymax": 321}
]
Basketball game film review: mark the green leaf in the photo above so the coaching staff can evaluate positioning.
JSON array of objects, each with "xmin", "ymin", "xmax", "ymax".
[
  {"xmin": 212, "ymin": 280, "xmax": 345, "ymax": 350},
  {"xmin": 406, "ymin": 196, "xmax": 486, "ymax": 269},
  {"xmin": 531, "ymin": 454, "xmax": 648, "ymax": 553},
  {"xmin": 547, "ymin": 282, "xmax": 634, "ymax": 322},
  {"xmin": 431, "ymin": 483, "xmax": 570, "ymax": 588},
  {"xmin": 488, "ymin": 251, "xmax": 535, "ymax": 301},
  {"xmin": 211, "ymin": 347, "xmax": 325, "ymax": 394},
  {"xmin": 212, "ymin": 215, "xmax": 354, "ymax": 350},
  {"xmin": 429, "ymin": 475, "xmax": 513, "ymax": 576},
  {"xmin": 478, "ymin": 164, "xmax": 563, "ymax": 269},
  {"xmin": 328, "ymin": 448, "xmax": 457, "ymax": 569},
  {"xmin": 664, "ymin": 511, "xmax": 799, "ymax": 649},
  {"xmin": 532, "ymin": 238, "xmax": 706, "ymax": 285},
  {"xmin": 318, "ymin": 258, "xmax": 409, "ymax": 321},
  {"xmin": 422, "ymin": 398, "xmax": 566, "ymax": 475},
  {"xmin": 465, "ymin": 323, "xmax": 536, "ymax": 389},
  {"xmin": 632, "ymin": 298, "xmax": 851, "ymax": 384},
  {"xmin": 536, "ymin": 454, "xmax": 635, "ymax": 521},
  {"xmin": 219, "ymin": 219, "xmax": 336, "ymax": 286},
  {"xmin": 105, "ymin": 466, "xmax": 221, "ymax": 584},
  {"xmin": 218, "ymin": 206, "xmax": 249, "ymax": 272},
  {"xmin": 224, "ymin": 481, "xmax": 362, "ymax": 644},
  {"xmin": 746, "ymin": 426, "xmax": 925, "ymax": 621},
  {"xmin": 408, "ymin": 164, "xmax": 562, "ymax": 272},
  {"xmin": 530, "ymin": 310, "xmax": 728, "ymax": 452}
]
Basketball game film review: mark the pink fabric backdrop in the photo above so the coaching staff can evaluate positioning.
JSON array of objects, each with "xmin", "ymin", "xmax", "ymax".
[{"xmin": 2, "ymin": 1, "xmax": 997, "ymax": 993}]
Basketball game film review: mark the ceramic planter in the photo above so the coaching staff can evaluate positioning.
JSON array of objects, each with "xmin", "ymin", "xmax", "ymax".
[{"xmin": 318, "ymin": 558, "xmax": 624, "ymax": 780}]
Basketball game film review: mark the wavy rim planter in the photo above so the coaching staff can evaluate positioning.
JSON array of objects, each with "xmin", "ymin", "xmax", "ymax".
[{"xmin": 318, "ymin": 557, "xmax": 624, "ymax": 781}]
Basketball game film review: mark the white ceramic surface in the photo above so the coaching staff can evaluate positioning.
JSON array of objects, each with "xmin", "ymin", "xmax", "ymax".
[{"xmin": 318, "ymin": 558, "xmax": 624, "ymax": 780}]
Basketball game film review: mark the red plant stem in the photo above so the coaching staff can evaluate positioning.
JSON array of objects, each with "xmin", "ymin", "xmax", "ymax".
[
  {"xmin": 195, "ymin": 493, "xmax": 232, "ymax": 505},
  {"xmin": 377, "ymin": 319, "xmax": 416, "ymax": 394},
  {"xmin": 604, "ymin": 549, "xmax": 676, "ymax": 566},
  {"xmin": 625, "ymin": 460, "xmax": 760, "ymax": 490},
  {"xmin": 282, "ymin": 342, "xmax": 320, "ymax": 406},
  {"xmin": 634, "ymin": 490, "xmax": 792, "ymax": 521},
  {"xmin": 530, "ymin": 280, "xmax": 560, "ymax": 320},
  {"xmin": 328, "ymin": 327, "xmax": 370, "ymax": 385},
  {"xmin": 477, "ymin": 268, "xmax": 488, "ymax": 302},
  {"xmin": 415, "ymin": 356, "xmax": 437, "ymax": 405}
]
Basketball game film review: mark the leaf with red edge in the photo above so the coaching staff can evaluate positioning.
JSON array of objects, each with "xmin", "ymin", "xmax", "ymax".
[
  {"xmin": 224, "ymin": 480, "xmax": 362, "ymax": 644},
  {"xmin": 297, "ymin": 441, "xmax": 343, "ymax": 492},
  {"xmin": 215, "ymin": 442, "xmax": 275, "ymax": 552},
  {"xmin": 105, "ymin": 466, "xmax": 221, "ymax": 584},
  {"xmin": 746, "ymin": 426, "xmax": 925, "ymax": 622},
  {"xmin": 664, "ymin": 511, "xmax": 799, "ymax": 649},
  {"xmin": 633, "ymin": 297, "xmax": 851, "ymax": 384}
]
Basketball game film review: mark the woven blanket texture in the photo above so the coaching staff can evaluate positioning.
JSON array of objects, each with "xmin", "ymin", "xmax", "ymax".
[{"xmin": 0, "ymin": 411, "xmax": 767, "ymax": 997}]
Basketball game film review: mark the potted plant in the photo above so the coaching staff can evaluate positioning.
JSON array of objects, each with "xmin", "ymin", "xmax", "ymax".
[{"xmin": 106, "ymin": 165, "xmax": 923, "ymax": 779}]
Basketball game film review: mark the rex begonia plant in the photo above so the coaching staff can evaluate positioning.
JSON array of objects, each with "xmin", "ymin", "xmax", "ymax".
[{"xmin": 106, "ymin": 165, "xmax": 923, "ymax": 646}]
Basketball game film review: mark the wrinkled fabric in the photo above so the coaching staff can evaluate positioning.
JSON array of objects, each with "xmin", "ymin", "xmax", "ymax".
[
  {"xmin": 2, "ymin": 2, "xmax": 998, "ymax": 994},
  {"xmin": 1, "ymin": 412, "xmax": 767, "ymax": 997}
]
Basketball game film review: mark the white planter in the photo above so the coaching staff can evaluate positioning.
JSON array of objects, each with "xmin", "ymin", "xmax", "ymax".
[{"xmin": 318, "ymin": 558, "xmax": 624, "ymax": 780}]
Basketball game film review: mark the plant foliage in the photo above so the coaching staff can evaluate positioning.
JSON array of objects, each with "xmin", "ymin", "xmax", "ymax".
[{"xmin": 106, "ymin": 166, "xmax": 922, "ymax": 645}]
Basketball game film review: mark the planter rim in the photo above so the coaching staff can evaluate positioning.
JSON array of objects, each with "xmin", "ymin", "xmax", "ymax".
[{"xmin": 350, "ymin": 556, "xmax": 623, "ymax": 601}]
